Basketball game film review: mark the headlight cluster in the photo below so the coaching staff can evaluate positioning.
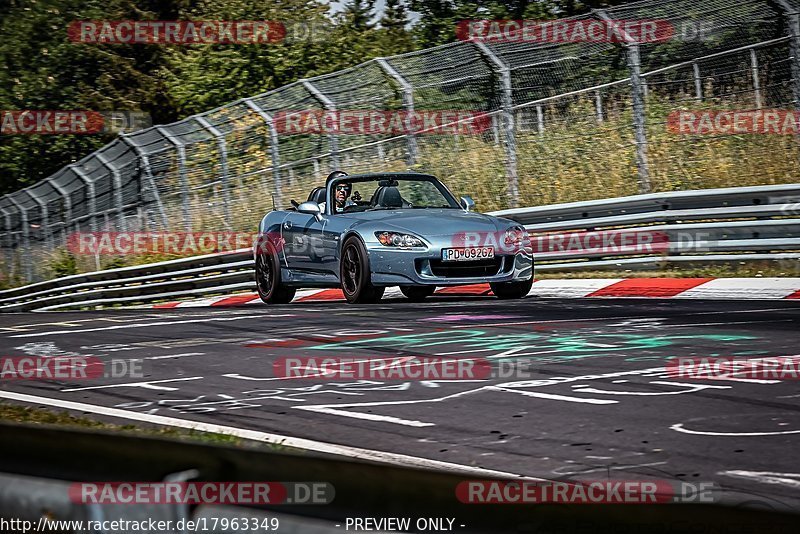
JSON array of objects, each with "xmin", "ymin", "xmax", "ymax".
[
  {"xmin": 503, "ymin": 226, "xmax": 527, "ymax": 246},
  {"xmin": 375, "ymin": 231, "xmax": 426, "ymax": 248}
]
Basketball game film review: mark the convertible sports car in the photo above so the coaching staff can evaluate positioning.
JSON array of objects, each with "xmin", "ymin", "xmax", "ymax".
[{"xmin": 253, "ymin": 172, "xmax": 533, "ymax": 304}]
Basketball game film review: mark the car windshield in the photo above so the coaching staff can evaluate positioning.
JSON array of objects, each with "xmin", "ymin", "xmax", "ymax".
[{"xmin": 329, "ymin": 176, "xmax": 460, "ymax": 214}]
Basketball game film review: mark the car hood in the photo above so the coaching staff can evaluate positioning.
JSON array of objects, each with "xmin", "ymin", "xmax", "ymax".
[{"xmin": 343, "ymin": 208, "xmax": 511, "ymax": 236}]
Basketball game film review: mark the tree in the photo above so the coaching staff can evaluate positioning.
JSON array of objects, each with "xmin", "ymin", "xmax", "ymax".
[{"xmin": 343, "ymin": 0, "xmax": 377, "ymax": 31}]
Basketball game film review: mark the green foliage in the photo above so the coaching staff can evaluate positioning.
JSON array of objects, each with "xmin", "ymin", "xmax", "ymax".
[{"xmin": 48, "ymin": 247, "xmax": 78, "ymax": 277}]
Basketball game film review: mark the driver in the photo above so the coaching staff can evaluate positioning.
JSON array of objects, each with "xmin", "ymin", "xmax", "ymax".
[{"xmin": 320, "ymin": 170, "xmax": 355, "ymax": 213}]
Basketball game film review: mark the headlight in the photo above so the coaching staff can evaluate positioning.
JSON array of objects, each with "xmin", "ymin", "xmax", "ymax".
[
  {"xmin": 375, "ymin": 231, "xmax": 426, "ymax": 248},
  {"xmin": 503, "ymin": 226, "xmax": 527, "ymax": 246}
]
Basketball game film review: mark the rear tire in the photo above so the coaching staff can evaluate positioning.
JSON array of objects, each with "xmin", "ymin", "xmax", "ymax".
[
  {"xmin": 490, "ymin": 278, "xmax": 533, "ymax": 300},
  {"xmin": 340, "ymin": 237, "xmax": 384, "ymax": 304},
  {"xmin": 255, "ymin": 247, "xmax": 296, "ymax": 304},
  {"xmin": 400, "ymin": 285, "xmax": 436, "ymax": 302}
]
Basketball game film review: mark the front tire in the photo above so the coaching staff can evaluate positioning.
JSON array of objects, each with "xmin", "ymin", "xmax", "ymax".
[
  {"xmin": 490, "ymin": 277, "xmax": 533, "ymax": 299},
  {"xmin": 340, "ymin": 237, "xmax": 384, "ymax": 304},
  {"xmin": 400, "ymin": 285, "xmax": 436, "ymax": 302},
  {"xmin": 255, "ymin": 248, "xmax": 296, "ymax": 304}
]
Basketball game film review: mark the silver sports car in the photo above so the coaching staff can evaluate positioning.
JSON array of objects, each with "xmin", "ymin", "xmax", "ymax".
[{"xmin": 253, "ymin": 172, "xmax": 533, "ymax": 304}]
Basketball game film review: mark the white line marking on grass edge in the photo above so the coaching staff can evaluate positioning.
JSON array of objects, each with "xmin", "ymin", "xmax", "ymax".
[{"xmin": 0, "ymin": 390, "xmax": 528, "ymax": 479}]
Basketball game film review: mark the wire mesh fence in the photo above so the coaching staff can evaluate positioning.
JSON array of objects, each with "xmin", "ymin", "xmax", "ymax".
[{"xmin": 3, "ymin": 0, "xmax": 800, "ymax": 284}]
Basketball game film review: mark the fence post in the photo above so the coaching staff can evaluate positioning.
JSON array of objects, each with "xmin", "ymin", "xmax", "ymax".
[
  {"xmin": 69, "ymin": 164, "xmax": 97, "ymax": 232},
  {"xmin": 595, "ymin": 90, "xmax": 604, "ymax": 123},
  {"xmin": 692, "ymin": 61, "xmax": 703, "ymax": 100},
  {"xmin": 244, "ymin": 99, "xmax": 282, "ymax": 207},
  {"xmin": 596, "ymin": 10, "xmax": 652, "ymax": 194},
  {"xmin": 25, "ymin": 190, "xmax": 51, "ymax": 251},
  {"xmin": 155, "ymin": 127, "xmax": 191, "ymax": 231},
  {"xmin": 301, "ymin": 79, "xmax": 340, "ymax": 169},
  {"xmin": 46, "ymin": 178, "xmax": 72, "ymax": 247},
  {"xmin": 751, "ymin": 49, "xmax": 762, "ymax": 109},
  {"xmin": 194, "ymin": 117, "xmax": 231, "ymax": 229},
  {"xmin": 376, "ymin": 57, "xmax": 418, "ymax": 166},
  {"xmin": 475, "ymin": 41, "xmax": 519, "ymax": 208},
  {"xmin": 777, "ymin": 1, "xmax": 800, "ymax": 114},
  {"xmin": 95, "ymin": 152, "xmax": 127, "ymax": 232},
  {"xmin": 7, "ymin": 196, "xmax": 32, "ymax": 282},
  {"xmin": 120, "ymin": 134, "xmax": 170, "ymax": 230},
  {"xmin": 0, "ymin": 206, "xmax": 13, "ymax": 280}
]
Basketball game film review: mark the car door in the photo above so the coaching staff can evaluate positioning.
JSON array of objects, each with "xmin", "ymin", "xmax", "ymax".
[{"xmin": 281, "ymin": 211, "xmax": 330, "ymax": 273}]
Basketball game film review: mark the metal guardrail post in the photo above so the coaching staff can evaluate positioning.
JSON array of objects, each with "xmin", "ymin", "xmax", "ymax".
[
  {"xmin": 120, "ymin": 134, "xmax": 170, "ymax": 230},
  {"xmin": 376, "ymin": 58, "xmax": 418, "ymax": 166},
  {"xmin": 156, "ymin": 127, "xmax": 191, "ymax": 231},
  {"xmin": 475, "ymin": 42, "xmax": 519, "ymax": 207},
  {"xmin": 95, "ymin": 152, "xmax": 127, "ymax": 232},
  {"xmin": 596, "ymin": 10, "xmax": 652, "ymax": 194},
  {"xmin": 68, "ymin": 164, "xmax": 97, "ymax": 232},
  {"xmin": 244, "ymin": 99, "xmax": 282, "ymax": 207},
  {"xmin": 194, "ymin": 117, "xmax": 231, "ymax": 229},
  {"xmin": 7, "ymin": 196, "xmax": 32, "ymax": 282},
  {"xmin": 302, "ymin": 79, "xmax": 340, "ymax": 169}
]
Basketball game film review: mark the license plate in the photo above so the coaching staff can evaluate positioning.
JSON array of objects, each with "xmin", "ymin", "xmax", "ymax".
[{"xmin": 441, "ymin": 247, "xmax": 494, "ymax": 262}]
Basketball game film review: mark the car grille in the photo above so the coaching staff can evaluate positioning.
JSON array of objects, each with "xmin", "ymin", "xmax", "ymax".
[{"xmin": 424, "ymin": 258, "xmax": 503, "ymax": 278}]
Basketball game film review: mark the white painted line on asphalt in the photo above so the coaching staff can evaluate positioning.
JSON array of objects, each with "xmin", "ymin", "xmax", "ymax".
[
  {"xmin": 145, "ymin": 352, "xmax": 205, "ymax": 360},
  {"xmin": 9, "ymin": 315, "xmax": 294, "ymax": 338},
  {"xmin": 720, "ymin": 470, "xmax": 800, "ymax": 489},
  {"xmin": 670, "ymin": 423, "xmax": 800, "ymax": 436},
  {"xmin": 0, "ymin": 390, "xmax": 530, "ymax": 478},
  {"xmin": 488, "ymin": 387, "xmax": 618, "ymax": 404},
  {"xmin": 61, "ymin": 377, "xmax": 204, "ymax": 392}
]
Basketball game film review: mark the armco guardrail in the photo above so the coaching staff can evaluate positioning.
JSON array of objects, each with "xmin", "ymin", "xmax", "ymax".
[
  {"xmin": 2, "ymin": 422, "xmax": 797, "ymax": 534},
  {"xmin": 1, "ymin": 184, "xmax": 799, "ymax": 312}
]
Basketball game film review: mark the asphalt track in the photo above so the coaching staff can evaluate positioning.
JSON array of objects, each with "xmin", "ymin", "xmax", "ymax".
[{"xmin": 1, "ymin": 296, "xmax": 800, "ymax": 511}]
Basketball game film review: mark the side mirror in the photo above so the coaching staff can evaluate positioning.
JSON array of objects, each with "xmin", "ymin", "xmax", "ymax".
[
  {"xmin": 460, "ymin": 195, "xmax": 475, "ymax": 212},
  {"xmin": 297, "ymin": 201, "xmax": 324, "ymax": 221}
]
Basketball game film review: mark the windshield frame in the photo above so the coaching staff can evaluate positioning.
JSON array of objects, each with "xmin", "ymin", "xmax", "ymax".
[{"xmin": 325, "ymin": 174, "xmax": 461, "ymax": 215}]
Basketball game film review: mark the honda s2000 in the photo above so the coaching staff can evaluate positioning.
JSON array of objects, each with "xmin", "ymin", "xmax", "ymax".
[{"xmin": 253, "ymin": 172, "xmax": 533, "ymax": 304}]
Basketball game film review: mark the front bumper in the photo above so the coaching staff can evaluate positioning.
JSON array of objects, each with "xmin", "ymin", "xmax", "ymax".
[{"xmin": 367, "ymin": 246, "xmax": 533, "ymax": 286}]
